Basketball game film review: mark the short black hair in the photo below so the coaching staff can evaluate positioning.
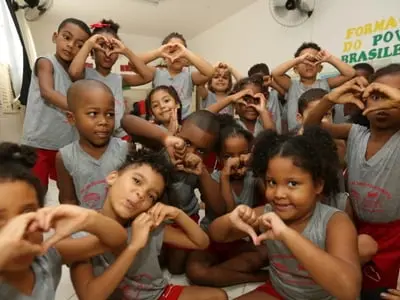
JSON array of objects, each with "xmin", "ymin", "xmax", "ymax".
[
  {"xmin": 354, "ymin": 63, "xmax": 375, "ymax": 76},
  {"xmin": 67, "ymin": 79, "xmax": 113, "ymax": 112},
  {"xmin": 162, "ymin": 32, "xmax": 187, "ymax": 47},
  {"xmin": 298, "ymin": 88, "xmax": 329, "ymax": 115},
  {"xmin": 248, "ymin": 63, "xmax": 270, "ymax": 77},
  {"xmin": 294, "ymin": 42, "xmax": 321, "ymax": 57},
  {"xmin": 251, "ymin": 127, "xmax": 340, "ymax": 197},
  {"xmin": 216, "ymin": 114, "xmax": 253, "ymax": 153},
  {"xmin": 145, "ymin": 85, "xmax": 182, "ymax": 124},
  {"xmin": 58, "ymin": 18, "xmax": 91, "ymax": 36},
  {"xmin": 184, "ymin": 110, "xmax": 220, "ymax": 137},
  {"xmin": 0, "ymin": 143, "xmax": 44, "ymax": 207},
  {"xmin": 370, "ymin": 63, "xmax": 400, "ymax": 82},
  {"xmin": 231, "ymin": 76, "xmax": 263, "ymax": 95},
  {"xmin": 92, "ymin": 19, "xmax": 120, "ymax": 39}
]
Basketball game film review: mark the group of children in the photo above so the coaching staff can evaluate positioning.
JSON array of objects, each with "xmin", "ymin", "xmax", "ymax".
[{"xmin": 1, "ymin": 15, "xmax": 400, "ymax": 300}]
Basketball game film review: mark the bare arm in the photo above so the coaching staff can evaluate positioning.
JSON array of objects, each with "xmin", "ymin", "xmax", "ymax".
[
  {"xmin": 327, "ymin": 55, "xmax": 356, "ymax": 88},
  {"xmin": 122, "ymin": 48, "xmax": 155, "ymax": 86},
  {"xmin": 197, "ymin": 85, "xmax": 209, "ymax": 101},
  {"xmin": 68, "ymin": 41, "xmax": 93, "ymax": 81},
  {"xmin": 36, "ymin": 58, "xmax": 68, "ymax": 111},
  {"xmin": 271, "ymin": 58, "xmax": 301, "ymax": 91},
  {"xmin": 121, "ymin": 115, "xmax": 167, "ymax": 146},
  {"xmin": 220, "ymin": 175, "xmax": 236, "ymax": 212},
  {"xmin": 198, "ymin": 165, "xmax": 226, "ymax": 216},
  {"xmin": 270, "ymin": 80, "xmax": 287, "ymax": 97},
  {"xmin": 55, "ymin": 152, "xmax": 79, "ymax": 206},
  {"xmin": 184, "ymin": 49, "xmax": 214, "ymax": 85}
]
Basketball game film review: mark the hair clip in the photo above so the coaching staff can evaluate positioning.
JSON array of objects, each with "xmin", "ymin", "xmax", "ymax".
[{"xmin": 90, "ymin": 22, "xmax": 111, "ymax": 29}]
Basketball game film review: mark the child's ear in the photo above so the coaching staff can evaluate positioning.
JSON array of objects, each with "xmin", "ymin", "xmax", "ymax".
[
  {"xmin": 315, "ymin": 180, "xmax": 324, "ymax": 195},
  {"xmin": 296, "ymin": 112, "xmax": 303, "ymax": 125},
  {"xmin": 106, "ymin": 171, "xmax": 119, "ymax": 186},
  {"xmin": 66, "ymin": 111, "xmax": 75, "ymax": 125},
  {"xmin": 52, "ymin": 32, "xmax": 58, "ymax": 44}
]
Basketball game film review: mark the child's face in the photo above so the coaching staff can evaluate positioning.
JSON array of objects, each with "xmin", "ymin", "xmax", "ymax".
[
  {"xmin": 235, "ymin": 83, "xmax": 262, "ymax": 121},
  {"xmin": 69, "ymin": 89, "xmax": 115, "ymax": 147},
  {"xmin": 221, "ymin": 136, "xmax": 250, "ymax": 179},
  {"xmin": 166, "ymin": 38, "xmax": 188, "ymax": 71},
  {"xmin": 265, "ymin": 156, "xmax": 323, "ymax": 223},
  {"xmin": 178, "ymin": 121, "xmax": 216, "ymax": 158},
  {"xmin": 0, "ymin": 181, "xmax": 42, "ymax": 271},
  {"xmin": 93, "ymin": 33, "xmax": 119, "ymax": 70},
  {"xmin": 53, "ymin": 23, "xmax": 90, "ymax": 63},
  {"xmin": 355, "ymin": 68, "xmax": 372, "ymax": 79},
  {"xmin": 297, "ymin": 100, "xmax": 333, "ymax": 125},
  {"xmin": 365, "ymin": 74, "xmax": 400, "ymax": 130},
  {"xmin": 211, "ymin": 69, "xmax": 230, "ymax": 93},
  {"xmin": 150, "ymin": 90, "xmax": 179, "ymax": 123},
  {"xmin": 295, "ymin": 48, "xmax": 322, "ymax": 79},
  {"xmin": 107, "ymin": 165, "xmax": 165, "ymax": 220}
]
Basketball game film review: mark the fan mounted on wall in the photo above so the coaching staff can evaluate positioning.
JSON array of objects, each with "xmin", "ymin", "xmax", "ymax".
[
  {"xmin": 12, "ymin": 0, "xmax": 53, "ymax": 22},
  {"xmin": 269, "ymin": 0, "xmax": 315, "ymax": 27}
]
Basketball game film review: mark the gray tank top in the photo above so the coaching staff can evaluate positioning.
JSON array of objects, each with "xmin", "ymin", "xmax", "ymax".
[
  {"xmin": 346, "ymin": 124, "xmax": 400, "ymax": 222},
  {"xmin": 201, "ymin": 91, "xmax": 233, "ymax": 115},
  {"xmin": 264, "ymin": 202, "xmax": 339, "ymax": 300},
  {"xmin": 268, "ymin": 90, "xmax": 282, "ymax": 134},
  {"xmin": 85, "ymin": 68, "xmax": 126, "ymax": 137},
  {"xmin": 60, "ymin": 138, "xmax": 128, "ymax": 210},
  {"xmin": 21, "ymin": 55, "xmax": 77, "ymax": 150},
  {"xmin": 236, "ymin": 118, "xmax": 264, "ymax": 137},
  {"xmin": 91, "ymin": 226, "xmax": 167, "ymax": 300},
  {"xmin": 153, "ymin": 68, "xmax": 193, "ymax": 119},
  {"xmin": 287, "ymin": 79, "xmax": 330, "ymax": 131},
  {"xmin": 201, "ymin": 170, "xmax": 257, "ymax": 230}
]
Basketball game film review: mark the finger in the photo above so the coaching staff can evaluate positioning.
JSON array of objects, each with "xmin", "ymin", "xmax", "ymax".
[
  {"xmin": 19, "ymin": 241, "xmax": 45, "ymax": 256},
  {"xmin": 255, "ymin": 231, "xmax": 274, "ymax": 245},
  {"xmin": 362, "ymin": 102, "xmax": 394, "ymax": 115},
  {"xmin": 380, "ymin": 292, "xmax": 398, "ymax": 300},
  {"xmin": 349, "ymin": 98, "xmax": 365, "ymax": 111},
  {"xmin": 388, "ymin": 289, "xmax": 400, "ymax": 296}
]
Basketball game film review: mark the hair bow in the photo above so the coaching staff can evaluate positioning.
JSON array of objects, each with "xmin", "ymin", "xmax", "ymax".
[{"xmin": 90, "ymin": 22, "xmax": 111, "ymax": 29}]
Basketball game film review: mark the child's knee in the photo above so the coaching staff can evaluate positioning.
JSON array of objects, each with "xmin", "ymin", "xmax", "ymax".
[{"xmin": 358, "ymin": 234, "xmax": 378, "ymax": 264}]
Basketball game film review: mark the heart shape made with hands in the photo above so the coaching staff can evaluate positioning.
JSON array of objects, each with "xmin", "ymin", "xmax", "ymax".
[
  {"xmin": 162, "ymin": 44, "xmax": 186, "ymax": 63},
  {"xmin": 176, "ymin": 152, "xmax": 203, "ymax": 175},
  {"xmin": 226, "ymin": 154, "xmax": 251, "ymax": 177}
]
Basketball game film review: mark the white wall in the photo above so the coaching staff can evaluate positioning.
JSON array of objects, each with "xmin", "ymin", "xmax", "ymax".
[{"xmin": 190, "ymin": 0, "xmax": 400, "ymax": 75}]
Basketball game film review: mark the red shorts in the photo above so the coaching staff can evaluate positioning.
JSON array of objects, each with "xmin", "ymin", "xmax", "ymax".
[
  {"xmin": 208, "ymin": 239, "xmax": 249, "ymax": 260},
  {"xmin": 32, "ymin": 148, "xmax": 58, "ymax": 188},
  {"xmin": 256, "ymin": 281, "xmax": 283, "ymax": 299},
  {"xmin": 158, "ymin": 284, "xmax": 184, "ymax": 300},
  {"xmin": 121, "ymin": 135, "xmax": 132, "ymax": 142},
  {"xmin": 357, "ymin": 218, "xmax": 400, "ymax": 289},
  {"xmin": 166, "ymin": 214, "xmax": 200, "ymax": 250}
]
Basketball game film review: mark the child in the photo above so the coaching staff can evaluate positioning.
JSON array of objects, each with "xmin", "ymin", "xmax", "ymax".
[
  {"xmin": 209, "ymin": 127, "xmax": 361, "ymax": 300},
  {"xmin": 271, "ymin": 42, "xmax": 355, "ymax": 131},
  {"xmin": 68, "ymin": 19, "xmax": 153, "ymax": 138},
  {"xmin": 248, "ymin": 63, "xmax": 284, "ymax": 133},
  {"xmin": 186, "ymin": 115, "xmax": 268, "ymax": 287},
  {"xmin": 145, "ymin": 85, "xmax": 182, "ymax": 135},
  {"xmin": 21, "ymin": 18, "xmax": 91, "ymax": 191},
  {"xmin": 121, "ymin": 110, "xmax": 226, "ymax": 274},
  {"xmin": 56, "ymin": 80, "xmax": 129, "ymax": 209},
  {"xmin": 0, "ymin": 142, "xmax": 128, "ymax": 299},
  {"xmin": 304, "ymin": 64, "xmax": 400, "ymax": 294},
  {"xmin": 209, "ymin": 77, "xmax": 275, "ymax": 136},
  {"xmin": 354, "ymin": 63, "xmax": 375, "ymax": 79},
  {"xmin": 199, "ymin": 62, "xmax": 241, "ymax": 115},
  {"xmin": 69, "ymin": 148, "xmax": 228, "ymax": 300},
  {"xmin": 136, "ymin": 32, "xmax": 214, "ymax": 119}
]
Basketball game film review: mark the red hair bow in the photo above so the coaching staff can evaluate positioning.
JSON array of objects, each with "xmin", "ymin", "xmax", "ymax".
[{"xmin": 90, "ymin": 22, "xmax": 111, "ymax": 29}]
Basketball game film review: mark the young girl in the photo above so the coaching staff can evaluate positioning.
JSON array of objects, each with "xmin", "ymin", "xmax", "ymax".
[
  {"xmin": 145, "ymin": 85, "xmax": 183, "ymax": 135},
  {"xmin": 304, "ymin": 64, "xmax": 400, "ymax": 295},
  {"xmin": 208, "ymin": 76, "xmax": 275, "ymax": 136},
  {"xmin": 136, "ymin": 32, "xmax": 214, "ymax": 119},
  {"xmin": 69, "ymin": 148, "xmax": 228, "ymax": 300},
  {"xmin": 186, "ymin": 114, "xmax": 268, "ymax": 287},
  {"xmin": 0, "ymin": 142, "xmax": 127, "ymax": 299},
  {"xmin": 209, "ymin": 127, "xmax": 361, "ymax": 300},
  {"xmin": 68, "ymin": 19, "xmax": 153, "ymax": 138},
  {"xmin": 21, "ymin": 18, "xmax": 91, "ymax": 191},
  {"xmin": 199, "ymin": 62, "xmax": 242, "ymax": 115}
]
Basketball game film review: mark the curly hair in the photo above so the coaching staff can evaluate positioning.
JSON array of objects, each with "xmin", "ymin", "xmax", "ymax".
[
  {"xmin": 92, "ymin": 19, "xmax": 120, "ymax": 39},
  {"xmin": 294, "ymin": 42, "xmax": 321, "ymax": 57}
]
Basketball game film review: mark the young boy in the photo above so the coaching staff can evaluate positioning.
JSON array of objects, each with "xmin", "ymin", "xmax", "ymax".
[
  {"xmin": 21, "ymin": 18, "xmax": 91, "ymax": 192},
  {"xmin": 121, "ymin": 111, "xmax": 226, "ymax": 275},
  {"xmin": 56, "ymin": 80, "xmax": 129, "ymax": 210},
  {"xmin": 272, "ymin": 42, "xmax": 355, "ymax": 131}
]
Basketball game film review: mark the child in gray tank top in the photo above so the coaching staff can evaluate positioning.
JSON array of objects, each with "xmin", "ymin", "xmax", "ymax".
[
  {"xmin": 137, "ymin": 32, "xmax": 214, "ymax": 119},
  {"xmin": 271, "ymin": 42, "xmax": 355, "ymax": 131},
  {"xmin": 69, "ymin": 148, "xmax": 227, "ymax": 300},
  {"xmin": 302, "ymin": 67, "xmax": 400, "ymax": 293},
  {"xmin": 21, "ymin": 18, "xmax": 91, "ymax": 190},
  {"xmin": 68, "ymin": 19, "xmax": 154, "ymax": 138},
  {"xmin": 208, "ymin": 127, "xmax": 361, "ymax": 300},
  {"xmin": 56, "ymin": 80, "xmax": 129, "ymax": 210},
  {"xmin": 0, "ymin": 142, "xmax": 128, "ymax": 300}
]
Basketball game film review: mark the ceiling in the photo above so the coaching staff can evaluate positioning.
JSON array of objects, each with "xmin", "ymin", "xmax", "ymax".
[{"xmin": 37, "ymin": 0, "xmax": 257, "ymax": 38}]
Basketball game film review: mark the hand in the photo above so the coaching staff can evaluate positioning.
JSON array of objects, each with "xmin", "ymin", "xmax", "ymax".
[
  {"xmin": 130, "ymin": 212, "xmax": 155, "ymax": 250},
  {"xmin": 178, "ymin": 153, "xmax": 203, "ymax": 176},
  {"xmin": 167, "ymin": 108, "xmax": 180, "ymax": 135},
  {"xmin": 256, "ymin": 212, "xmax": 288, "ymax": 244},
  {"xmin": 88, "ymin": 34, "xmax": 110, "ymax": 53},
  {"xmin": 297, "ymin": 52, "xmax": 318, "ymax": 66},
  {"xmin": 163, "ymin": 135, "xmax": 186, "ymax": 167},
  {"xmin": 222, "ymin": 157, "xmax": 240, "ymax": 177},
  {"xmin": 325, "ymin": 76, "xmax": 368, "ymax": 109},
  {"xmin": 362, "ymin": 83, "xmax": 400, "ymax": 115},
  {"xmin": 231, "ymin": 89, "xmax": 254, "ymax": 106},
  {"xmin": 108, "ymin": 38, "xmax": 127, "ymax": 56},
  {"xmin": 161, "ymin": 43, "xmax": 187, "ymax": 63},
  {"xmin": 315, "ymin": 49, "xmax": 332, "ymax": 63},
  {"xmin": 0, "ymin": 213, "xmax": 45, "ymax": 264},
  {"xmin": 148, "ymin": 203, "xmax": 181, "ymax": 226},
  {"xmin": 33, "ymin": 205, "xmax": 92, "ymax": 250},
  {"xmin": 228, "ymin": 205, "xmax": 259, "ymax": 245},
  {"xmin": 263, "ymin": 75, "xmax": 273, "ymax": 87},
  {"xmin": 214, "ymin": 62, "xmax": 229, "ymax": 71},
  {"xmin": 248, "ymin": 93, "xmax": 267, "ymax": 113},
  {"xmin": 381, "ymin": 289, "xmax": 400, "ymax": 300}
]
